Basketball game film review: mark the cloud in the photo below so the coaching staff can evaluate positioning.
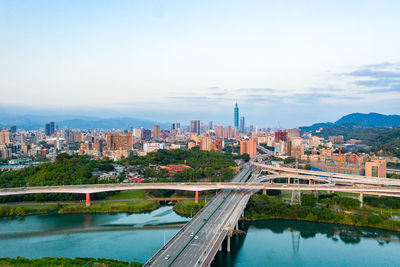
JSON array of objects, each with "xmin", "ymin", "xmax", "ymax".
[{"xmin": 347, "ymin": 69, "xmax": 400, "ymax": 79}]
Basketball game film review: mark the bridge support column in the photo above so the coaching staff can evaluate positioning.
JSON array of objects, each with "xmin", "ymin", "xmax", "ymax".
[
  {"xmin": 227, "ymin": 236, "xmax": 231, "ymax": 252},
  {"xmin": 195, "ymin": 191, "xmax": 199, "ymax": 204},
  {"xmin": 235, "ymin": 222, "xmax": 239, "ymax": 231},
  {"xmin": 359, "ymin": 193, "xmax": 364, "ymax": 207},
  {"xmin": 86, "ymin": 193, "xmax": 91, "ymax": 207},
  {"xmin": 219, "ymin": 245, "xmax": 222, "ymax": 252},
  {"xmin": 262, "ymin": 188, "xmax": 266, "ymax": 195}
]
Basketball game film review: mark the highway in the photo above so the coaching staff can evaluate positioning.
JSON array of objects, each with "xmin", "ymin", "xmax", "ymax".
[{"xmin": 144, "ymin": 168, "xmax": 252, "ymax": 267}]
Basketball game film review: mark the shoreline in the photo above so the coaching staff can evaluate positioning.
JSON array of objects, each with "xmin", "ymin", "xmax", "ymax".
[{"xmin": 243, "ymin": 215, "xmax": 400, "ymax": 233}]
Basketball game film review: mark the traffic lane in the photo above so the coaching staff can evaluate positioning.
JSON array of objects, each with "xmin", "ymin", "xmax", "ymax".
[
  {"xmin": 171, "ymin": 193, "xmax": 237, "ymax": 266},
  {"xmin": 172, "ymin": 191, "xmax": 243, "ymax": 266},
  {"xmin": 147, "ymin": 170, "xmax": 248, "ymax": 266},
  {"xmin": 171, "ymin": 194, "xmax": 236, "ymax": 266},
  {"xmin": 150, "ymin": 191, "xmax": 229, "ymax": 266},
  {"xmin": 148, "ymin": 193, "xmax": 225, "ymax": 266}
]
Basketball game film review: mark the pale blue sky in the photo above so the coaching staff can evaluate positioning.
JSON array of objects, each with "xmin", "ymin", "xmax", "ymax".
[{"xmin": 1, "ymin": 0, "xmax": 400, "ymax": 127}]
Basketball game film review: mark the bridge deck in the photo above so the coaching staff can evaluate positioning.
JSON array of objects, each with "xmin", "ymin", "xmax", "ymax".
[{"xmin": 144, "ymin": 168, "xmax": 252, "ymax": 266}]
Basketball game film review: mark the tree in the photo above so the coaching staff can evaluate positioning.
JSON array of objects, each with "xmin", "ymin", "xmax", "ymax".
[
  {"xmin": 14, "ymin": 206, "xmax": 25, "ymax": 216},
  {"xmin": 241, "ymin": 153, "xmax": 250, "ymax": 162},
  {"xmin": 284, "ymin": 157, "xmax": 296, "ymax": 164},
  {"xmin": 301, "ymin": 193, "xmax": 317, "ymax": 207},
  {"xmin": 204, "ymin": 167, "xmax": 214, "ymax": 178}
]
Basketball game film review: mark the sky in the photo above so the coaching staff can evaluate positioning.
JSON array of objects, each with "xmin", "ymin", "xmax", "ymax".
[{"xmin": 0, "ymin": 0, "xmax": 400, "ymax": 128}]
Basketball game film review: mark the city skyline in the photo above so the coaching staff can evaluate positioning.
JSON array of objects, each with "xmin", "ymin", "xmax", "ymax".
[{"xmin": 1, "ymin": 1, "xmax": 400, "ymax": 127}]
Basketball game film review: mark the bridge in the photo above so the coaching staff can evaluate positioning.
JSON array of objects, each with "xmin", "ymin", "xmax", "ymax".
[
  {"xmin": 2, "ymin": 158, "xmax": 400, "ymax": 266},
  {"xmin": 2, "ymin": 180, "xmax": 400, "ymax": 205}
]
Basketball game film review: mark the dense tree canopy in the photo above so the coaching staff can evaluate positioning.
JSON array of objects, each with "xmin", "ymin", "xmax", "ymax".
[{"xmin": 0, "ymin": 154, "xmax": 114, "ymax": 188}]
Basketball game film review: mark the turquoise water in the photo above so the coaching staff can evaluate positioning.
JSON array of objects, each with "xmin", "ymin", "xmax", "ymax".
[
  {"xmin": 0, "ymin": 208, "xmax": 399, "ymax": 266},
  {"xmin": 0, "ymin": 206, "xmax": 189, "ymax": 263},
  {"xmin": 212, "ymin": 220, "xmax": 400, "ymax": 267}
]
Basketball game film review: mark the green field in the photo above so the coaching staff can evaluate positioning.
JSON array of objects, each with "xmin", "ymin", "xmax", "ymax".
[
  {"xmin": 173, "ymin": 199, "xmax": 206, "ymax": 215},
  {"xmin": 105, "ymin": 190, "xmax": 147, "ymax": 200},
  {"xmin": 58, "ymin": 200, "xmax": 159, "ymax": 214}
]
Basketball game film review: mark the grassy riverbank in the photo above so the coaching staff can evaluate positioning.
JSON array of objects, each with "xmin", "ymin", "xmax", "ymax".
[
  {"xmin": 245, "ymin": 194, "xmax": 400, "ymax": 232},
  {"xmin": 0, "ymin": 204, "xmax": 58, "ymax": 216},
  {"xmin": 0, "ymin": 257, "xmax": 142, "ymax": 267},
  {"xmin": 173, "ymin": 199, "xmax": 205, "ymax": 215},
  {"xmin": 58, "ymin": 200, "xmax": 159, "ymax": 214}
]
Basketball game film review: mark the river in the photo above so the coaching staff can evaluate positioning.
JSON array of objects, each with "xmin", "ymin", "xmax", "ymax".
[{"xmin": 0, "ymin": 207, "xmax": 399, "ymax": 266}]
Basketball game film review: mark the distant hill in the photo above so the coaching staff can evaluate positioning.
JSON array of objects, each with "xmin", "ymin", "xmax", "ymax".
[
  {"xmin": 0, "ymin": 115, "xmax": 171, "ymax": 130},
  {"xmin": 58, "ymin": 117, "xmax": 171, "ymax": 130},
  {"xmin": 301, "ymin": 112, "xmax": 400, "ymax": 132}
]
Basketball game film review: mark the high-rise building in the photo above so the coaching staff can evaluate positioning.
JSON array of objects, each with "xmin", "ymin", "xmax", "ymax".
[
  {"xmin": 240, "ymin": 138, "xmax": 257, "ymax": 158},
  {"xmin": 141, "ymin": 129, "xmax": 152, "ymax": 141},
  {"xmin": 216, "ymin": 126, "xmax": 224, "ymax": 138},
  {"xmin": 234, "ymin": 102, "xmax": 239, "ymax": 129},
  {"xmin": 0, "ymin": 130, "xmax": 10, "ymax": 145},
  {"xmin": 132, "ymin": 128, "xmax": 142, "ymax": 140},
  {"xmin": 9, "ymin": 126, "xmax": 16, "ymax": 133},
  {"xmin": 199, "ymin": 136, "xmax": 211, "ymax": 151},
  {"xmin": 249, "ymin": 125, "xmax": 254, "ymax": 133},
  {"xmin": 153, "ymin": 125, "xmax": 160, "ymax": 140},
  {"xmin": 208, "ymin": 121, "xmax": 213, "ymax": 130},
  {"xmin": 190, "ymin": 120, "xmax": 200, "ymax": 135},
  {"xmin": 286, "ymin": 129, "xmax": 301, "ymax": 139},
  {"xmin": 240, "ymin": 116, "xmax": 245, "ymax": 133},
  {"xmin": 171, "ymin": 123, "xmax": 180, "ymax": 130},
  {"xmin": 106, "ymin": 132, "xmax": 132, "ymax": 151},
  {"xmin": 45, "ymin": 122, "xmax": 55, "ymax": 136}
]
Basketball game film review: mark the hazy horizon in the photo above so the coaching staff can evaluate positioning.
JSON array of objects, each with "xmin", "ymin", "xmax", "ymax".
[{"xmin": 1, "ymin": 1, "xmax": 400, "ymax": 127}]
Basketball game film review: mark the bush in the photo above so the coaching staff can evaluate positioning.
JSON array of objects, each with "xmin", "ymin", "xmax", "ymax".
[
  {"xmin": 367, "ymin": 214, "xmax": 381, "ymax": 224},
  {"xmin": 301, "ymin": 193, "xmax": 317, "ymax": 207}
]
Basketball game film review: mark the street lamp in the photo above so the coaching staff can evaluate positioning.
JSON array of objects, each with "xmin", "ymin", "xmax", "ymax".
[{"xmin": 191, "ymin": 208, "xmax": 193, "ymax": 218}]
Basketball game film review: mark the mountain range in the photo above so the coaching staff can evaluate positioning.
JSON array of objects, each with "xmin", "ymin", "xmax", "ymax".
[
  {"xmin": 301, "ymin": 112, "xmax": 400, "ymax": 132},
  {"xmin": 0, "ymin": 115, "xmax": 171, "ymax": 130}
]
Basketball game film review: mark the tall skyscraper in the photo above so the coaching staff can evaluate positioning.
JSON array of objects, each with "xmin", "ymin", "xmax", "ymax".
[
  {"xmin": 234, "ymin": 102, "xmax": 239, "ymax": 129},
  {"xmin": 171, "ymin": 123, "xmax": 180, "ymax": 130},
  {"xmin": 240, "ymin": 116, "xmax": 245, "ymax": 133},
  {"xmin": 190, "ymin": 120, "xmax": 200, "ymax": 135},
  {"xmin": 45, "ymin": 122, "xmax": 55, "ymax": 136},
  {"xmin": 208, "ymin": 121, "xmax": 213, "ymax": 130},
  {"xmin": 153, "ymin": 125, "xmax": 160, "ymax": 140}
]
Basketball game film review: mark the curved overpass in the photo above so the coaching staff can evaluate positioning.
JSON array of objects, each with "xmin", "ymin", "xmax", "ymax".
[
  {"xmin": 1, "ymin": 182, "xmax": 400, "ymax": 198},
  {"xmin": 251, "ymin": 162, "xmax": 400, "ymax": 187}
]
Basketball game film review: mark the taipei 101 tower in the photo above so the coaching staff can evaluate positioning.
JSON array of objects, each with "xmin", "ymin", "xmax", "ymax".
[{"xmin": 234, "ymin": 102, "xmax": 239, "ymax": 129}]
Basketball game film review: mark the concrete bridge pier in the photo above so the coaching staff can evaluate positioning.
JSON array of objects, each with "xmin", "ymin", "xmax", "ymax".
[
  {"xmin": 359, "ymin": 192, "xmax": 364, "ymax": 207},
  {"xmin": 262, "ymin": 188, "xmax": 266, "ymax": 195},
  {"xmin": 86, "ymin": 193, "xmax": 91, "ymax": 207},
  {"xmin": 235, "ymin": 222, "xmax": 239, "ymax": 231},
  {"xmin": 195, "ymin": 191, "xmax": 199, "ymax": 204},
  {"xmin": 227, "ymin": 236, "xmax": 231, "ymax": 252}
]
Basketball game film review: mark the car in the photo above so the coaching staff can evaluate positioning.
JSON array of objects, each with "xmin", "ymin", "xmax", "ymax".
[
  {"xmin": 165, "ymin": 255, "xmax": 170, "ymax": 260},
  {"xmin": 190, "ymin": 232, "xmax": 194, "ymax": 237},
  {"xmin": 194, "ymin": 235, "xmax": 198, "ymax": 240}
]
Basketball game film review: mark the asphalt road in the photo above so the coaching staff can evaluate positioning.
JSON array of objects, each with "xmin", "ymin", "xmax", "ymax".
[{"xmin": 145, "ymin": 168, "xmax": 252, "ymax": 267}]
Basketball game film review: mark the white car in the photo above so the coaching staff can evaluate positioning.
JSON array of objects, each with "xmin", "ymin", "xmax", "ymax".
[
  {"xmin": 194, "ymin": 235, "xmax": 198, "ymax": 240},
  {"xmin": 165, "ymin": 255, "xmax": 170, "ymax": 260},
  {"xmin": 190, "ymin": 232, "xmax": 194, "ymax": 237}
]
